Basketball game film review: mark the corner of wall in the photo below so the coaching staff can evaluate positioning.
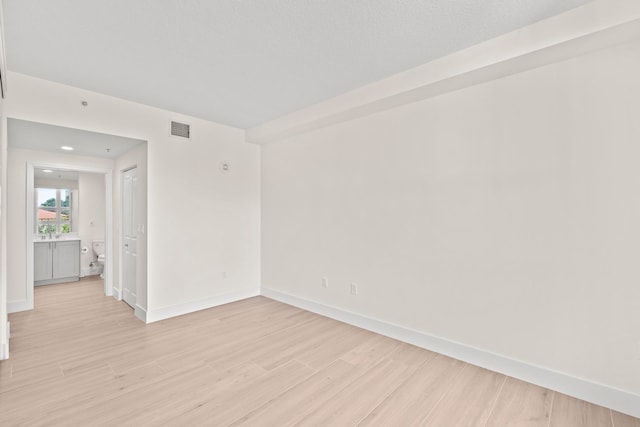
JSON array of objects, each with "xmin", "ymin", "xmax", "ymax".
[
  {"xmin": 134, "ymin": 304, "xmax": 146, "ymax": 323},
  {"xmin": 145, "ymin": 288, "xmax": 260, "ymax": 324}
]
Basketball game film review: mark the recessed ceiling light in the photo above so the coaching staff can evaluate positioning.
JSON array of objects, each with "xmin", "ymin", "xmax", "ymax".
[
  {"xmin": 60, "ymin": 146, "xmax": 74, "ymax": 151},
  {"xmin": 42, "ymin": 169, "xmax": 53, "ymax": 173}
]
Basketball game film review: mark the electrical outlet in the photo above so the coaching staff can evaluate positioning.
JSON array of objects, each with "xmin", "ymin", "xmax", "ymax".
[
  {"xmin": 221, "ymin": 271, "xmax": 227, "ymax": 280},
  {"xmin": 350, "ymin": 282, "xmax": 358, "ymax": 296},
  {"xmin": 322, "ymin": 277, "xmax": 329, "ymax": 288}
]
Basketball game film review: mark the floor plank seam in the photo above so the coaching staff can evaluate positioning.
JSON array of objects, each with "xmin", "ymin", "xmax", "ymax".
[
  {"xmin": 483, "ymin": 374, "xmax": 507, "ymax": 427},
  {"xmin": 355, "ymin": 360, "xmax": 422, "ymax": 427},
  {"xmin": 419, "ymin": 361, "xmax": 470, "ymax": 426},
  {"xmin": 609, "ymin": 408, "xmax": 615, "ymax": 427},
  {"xmin": 291, "ymin": 358, "xmax": 318, "ymax": 373},
  {"xmin": 546, "ymin": 391, "xmax": 555, "ymax": 427}
]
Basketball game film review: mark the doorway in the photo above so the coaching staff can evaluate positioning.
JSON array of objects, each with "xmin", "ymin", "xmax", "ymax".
[
  {"xmin": 26, "ymin": 163, "xmax": 114, "ymax": 305},
  {"xmin": 7, "ymin": 118, "xmax": 146, "ymax": 313}
]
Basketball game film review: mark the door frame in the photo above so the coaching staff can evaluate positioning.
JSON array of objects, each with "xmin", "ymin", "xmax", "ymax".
[{"xmin": 26, "ymin": 162, "xmax": 113, "ymax": 307}]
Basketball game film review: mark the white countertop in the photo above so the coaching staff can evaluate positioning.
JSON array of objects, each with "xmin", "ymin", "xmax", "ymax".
[{"xmin": 34, "ymin": 236, "xmax": 81, "ymax": 242}]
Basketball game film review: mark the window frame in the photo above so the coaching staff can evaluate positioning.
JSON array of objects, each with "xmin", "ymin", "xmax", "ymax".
[{"xmin": 35, "ymin": 188, "xmax": 73, "ymax": 235}]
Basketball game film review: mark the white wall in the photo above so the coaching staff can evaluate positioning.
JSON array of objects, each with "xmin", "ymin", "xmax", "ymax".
[
  {"xmin": 34, "ymin": 178, "xmax": 77, "ymax": 189},
  {"xmin": 0, "ymin": 0, "xmax": 8, "ymax": 361},
  {"xmin": 78, "ymin": 172, "xmax": 105, "ymax": 275},
  {"xmin": 4, "ymin": 73, "xmax": 261, "ymax": 320},
  {"xmin": 0, "ymin": 99, "xmax": 8, "ymax": 359},
  {"xmin": 261, "ymin": 38, "xmax": 640, "ymax": 403}
]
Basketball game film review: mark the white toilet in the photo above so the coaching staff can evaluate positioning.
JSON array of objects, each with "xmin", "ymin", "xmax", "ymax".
[{"xmin": 92, "ymin": 240, "xmax": 106, "ymax": 278}]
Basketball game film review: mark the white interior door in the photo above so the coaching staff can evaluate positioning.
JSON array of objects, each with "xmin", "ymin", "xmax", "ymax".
[{"xmin": 122, "ymin": 168, "xmax": 137, "ymax": 308}]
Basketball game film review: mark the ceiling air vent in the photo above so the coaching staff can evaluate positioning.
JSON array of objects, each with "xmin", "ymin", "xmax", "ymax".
[{"xmin": 170, "ymin": 120, "xmax": 191, "ymax": 139}]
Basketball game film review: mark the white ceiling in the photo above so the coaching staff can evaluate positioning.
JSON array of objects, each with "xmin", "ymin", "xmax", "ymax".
[
  {"xmin": 2, "ymin": 0, "xmax": 591, "ymax": 129},
  {"xmin": 8, "ymin": 118, "xmax": 145, "ymax": 159}
]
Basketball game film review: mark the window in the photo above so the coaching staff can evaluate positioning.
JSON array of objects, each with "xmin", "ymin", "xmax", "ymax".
[{"xmin": 36, "ymin": 188, "xmax": 72, "ymax": 235}]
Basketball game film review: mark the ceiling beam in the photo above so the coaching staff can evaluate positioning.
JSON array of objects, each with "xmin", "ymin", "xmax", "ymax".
[{"xmin": 246, "ymin": 0, "xmax": 640, "ymax": 145}]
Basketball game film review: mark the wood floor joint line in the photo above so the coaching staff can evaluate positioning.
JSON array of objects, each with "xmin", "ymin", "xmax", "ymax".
[
  {"xmin": 547, "ymin": 391, "xmax": 555, "ymax": 427},
  {"xmin": 484, "ymin": 374, "xmax": 507, "ymax": 427}
]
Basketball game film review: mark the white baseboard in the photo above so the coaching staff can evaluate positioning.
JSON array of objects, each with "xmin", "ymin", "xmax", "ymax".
[
  {"xmin": 113, "ymin": 287, "xmax": 122, "ymax": 300},
  {"xmin": 135, "ymin": 304, "xmax": 147, "ymax": 323},
  {"xmin": 0, "ymin": 343, "xmax": 7, "ymax": 360},
  {"xmin": 144, "ymin": 288, "xmax": 260, "ymax": 324},
  {"xmin": 7, "ymin": 299, "xmax": 33, "ymax": 313},
  {"xmin": 260, "ymin": 286, "xmax": 640, "ymax": 419},
  {"xmin": 0, "ymin": 321, "xmax": 9, "ymax": 360},
  {"xmin": 81, "ymin": 265, "xmax": 104, "ymax": 277}
]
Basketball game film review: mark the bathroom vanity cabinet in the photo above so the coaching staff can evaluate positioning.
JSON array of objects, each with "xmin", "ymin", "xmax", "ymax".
[{"xmin": 34, "ymin": 240, "xmax": 80, "ymax": 285}]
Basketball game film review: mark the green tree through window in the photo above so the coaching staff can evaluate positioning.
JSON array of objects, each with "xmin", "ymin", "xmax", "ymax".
[{"xmin": 36, "ymin": 188, "xmax": 72, "ymax": 235}]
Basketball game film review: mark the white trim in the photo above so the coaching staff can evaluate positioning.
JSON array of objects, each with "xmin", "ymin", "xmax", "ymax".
[
  {"xmin": 118, "ymin": 168, "xmax": 124, "ymax": 305},
  {"xmin": 134, "ymin": 304, "xmax": 146, "ymax": 323},
  {"xmin": 25, "ymin": 163, "xmax": 34, "ymax": 308},
  {"xmin": 260, "ymin": 286, "xmax": 640, "ymax": 419},
  {"xmin": 0, "ymin": 2, "xmax": 8, "ymax": 99},
  {"xmin": 35, "ymin": 276, "xmax": 80, "ymax": 286},
  {"xmin": 7, "ymin": 299, "xmax": 32, "ymax": 313},
  {"xmin": 0, "ymin": 321, "xmax": 9, "ymax": 360},
  {"xmin": 104, "ymin": 170, "xmax": 113, "ymax": 296},
  {"xmin": 0, "ymin": 116, "xmax": 7, "ymax": 362},
  {"xmin": 25, "ymin": 162, "xmax": 114, "ymax": 311},
  {"xmin": 145, "ymin": 288, "xmax": 260, "ymax": 324}
]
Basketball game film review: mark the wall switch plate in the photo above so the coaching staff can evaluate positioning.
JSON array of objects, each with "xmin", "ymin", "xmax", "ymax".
[
  {"xmin": 322, "ymin": 277, "xmax": 329, "ymax": 288},
  {"xmin": 350, "ymin": 282, "xmax": 358, "ymax": 296}
]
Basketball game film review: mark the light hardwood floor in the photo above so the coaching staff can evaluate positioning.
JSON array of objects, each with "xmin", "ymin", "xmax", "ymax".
[{"xmin": 1, "ymin": 278, "xmax": 638, "ymax": 426}]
